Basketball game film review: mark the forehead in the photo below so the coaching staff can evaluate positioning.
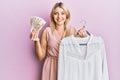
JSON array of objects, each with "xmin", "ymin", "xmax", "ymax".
[{"xmin": 54, "ymin": 7, "xmax": 65, "ymax": 12}]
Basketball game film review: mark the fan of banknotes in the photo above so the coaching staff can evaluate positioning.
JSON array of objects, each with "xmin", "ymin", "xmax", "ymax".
[{"xmin": 30, "ymin": 16, "xmax": 46, "ymax": 32}]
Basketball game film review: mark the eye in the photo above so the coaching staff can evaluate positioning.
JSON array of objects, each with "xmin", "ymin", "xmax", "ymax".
[
  {"xmin": 54, "ymin": 12, "xmax": 58, "ymax": 15},
  {"xmin": 61, "ymin": 12, "xmax": 65, "ymax": 15}
]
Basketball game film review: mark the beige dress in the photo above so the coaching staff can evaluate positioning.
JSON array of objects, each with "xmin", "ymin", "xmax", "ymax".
[{"xmin": 41, "ymin": 27, "xmax": 74, "ymax": 80}]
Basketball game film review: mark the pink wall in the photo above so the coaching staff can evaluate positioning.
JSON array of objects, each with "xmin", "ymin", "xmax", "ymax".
[{"xmin": 0, "ymin": 0, "xmax": 120, "ymax": 80}]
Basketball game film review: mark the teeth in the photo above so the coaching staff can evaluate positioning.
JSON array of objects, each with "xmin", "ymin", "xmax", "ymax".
[{"xmin": 58, "ymin": 20, "xmax": 62, "ymax": 21}]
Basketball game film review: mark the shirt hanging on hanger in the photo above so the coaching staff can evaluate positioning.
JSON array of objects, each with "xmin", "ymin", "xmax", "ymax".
[{"xmin": 58, "ymin": 34, "xmax": 109, "ymax": 80}]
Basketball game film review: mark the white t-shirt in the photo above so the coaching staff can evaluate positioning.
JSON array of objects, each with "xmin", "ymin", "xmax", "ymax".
[{"xmin": 58, "ymin": 34, "xmax": 109, "ymax": 80}]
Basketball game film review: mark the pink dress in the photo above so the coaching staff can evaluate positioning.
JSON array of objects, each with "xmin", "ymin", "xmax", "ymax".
[{"xmin": 41, "ymin": 27, "xmax": 74, "ymax": 80}]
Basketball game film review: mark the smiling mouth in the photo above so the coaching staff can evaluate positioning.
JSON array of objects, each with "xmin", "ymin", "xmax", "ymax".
[
  {"xmin": 57, "ymin": 19, "xmax": 63, "ymax": 22},
  {"xmin": 58, "ymin": 20, "xmax": 62, "ymax": 22}
]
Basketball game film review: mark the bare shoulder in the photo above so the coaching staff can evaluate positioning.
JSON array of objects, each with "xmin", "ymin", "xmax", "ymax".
[
  {"xmin": 71, "ymin": 26, "xmax": 76, "ymax": 30},
  {"xmin": 42, "ymin": 27, "xmax": 50, "ymax": 34},
  {"xmin": 69, "ymin": 26, "xmax": 77, "ymax": 34},
  {"xmin": 41, "ymin": 27, "xmax": 52, "ymax": 41},
  {"xmin": 41, "ymin": 27, "xmax": 48, "ymax": 39}
]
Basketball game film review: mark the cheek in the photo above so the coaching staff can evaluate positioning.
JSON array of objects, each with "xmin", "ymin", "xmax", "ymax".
[
  {"xmin": 63, "ymin": 15, "xmax": 66, "ymax": 19},
  {"xmin": 53, "ymin": 15, "xmax": 56, "ymax": 19},
  {"xmin": 53, "ymin": 16, "xmax": 57, "ymax": 21}
]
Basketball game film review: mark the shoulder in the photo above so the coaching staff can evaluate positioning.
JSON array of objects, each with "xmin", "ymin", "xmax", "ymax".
[
  {"xmin": 91, "ymin": 35, "xmax": 104, "ymax": 44},
  {"xmin": 45, "ymin": 27, "xmax": 51, "ymax": 32},
  {"xmin": 42, "ymin": 27, "xmax": 52, "ymax": 33},
  {"xmin": 69, "ymin": 26, "xmax": 76, "ymax": 30},
  {"xmin": 41, "ymin": 27, "xmax": 50, "ymax": 36},
  {"xmin": 69, "ymin": 26, "xmax": 76, "ymax": 34}
]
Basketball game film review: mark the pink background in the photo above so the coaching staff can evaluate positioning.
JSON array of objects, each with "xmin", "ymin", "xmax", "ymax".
[{"xmin": 0, "ymin": 0, "xmax": 120, "ymax": 80}]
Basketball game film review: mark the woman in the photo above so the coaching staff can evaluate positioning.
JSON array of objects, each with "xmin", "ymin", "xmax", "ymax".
[{"xmin": 30, "ymin": 2, "xmax": 86, "ymax": 80}]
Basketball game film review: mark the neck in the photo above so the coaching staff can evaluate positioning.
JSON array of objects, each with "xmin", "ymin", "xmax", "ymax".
[{"xmin": 55, "ymin": 25, "xmax": 64, "ymax": 31}]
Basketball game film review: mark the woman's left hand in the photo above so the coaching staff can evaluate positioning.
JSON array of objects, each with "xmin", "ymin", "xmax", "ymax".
[{"xmin": 77, "ymin": 26, "xmax": 87, "ymax": 38}]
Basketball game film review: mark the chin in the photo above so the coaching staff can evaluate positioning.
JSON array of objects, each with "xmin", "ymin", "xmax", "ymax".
[{"xmin": 56, "ymin": 22, "xmax": 64, "ymax": 25}]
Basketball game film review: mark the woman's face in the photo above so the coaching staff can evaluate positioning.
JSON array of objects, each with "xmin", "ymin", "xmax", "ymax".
[{"xmin": 53, "ymin": 7, "xmax": 66, "ymax": 26}]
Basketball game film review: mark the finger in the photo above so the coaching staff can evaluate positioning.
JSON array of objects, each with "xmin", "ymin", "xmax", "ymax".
[
  {"xmin": 33, "ymin": 31, "xmax": 39, "ymax": 41},
  {"xmin": 35, "ymin": 31, "xmax": 39, "ymax": 38},
  {"xmin": 31, "ymin": 30, "xmax": 36, "ymax": 40},
  {"xmin": 35, "ymin": 33, "xmax": 38, "ymax": 41},
  {"xmin": 36, "ymin": 31, "xmax": 39, "ymax": 36},
  {"xmin": 31, "ymin": 33, "xmax": 34, "ymax": 41},
  {"xmin": 32, "ymin": 33, "xmax": 36, "ymax": 41}
]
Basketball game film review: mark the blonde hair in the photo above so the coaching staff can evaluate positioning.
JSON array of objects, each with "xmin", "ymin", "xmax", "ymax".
[{"xmin": 50, "ymin": 2, "xmax": 71, "ymax": 36}]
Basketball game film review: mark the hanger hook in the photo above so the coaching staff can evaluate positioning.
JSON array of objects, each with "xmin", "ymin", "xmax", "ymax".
[{"xmin": 80, "ymin": 20, "xmax": 87, "ymax": 27}]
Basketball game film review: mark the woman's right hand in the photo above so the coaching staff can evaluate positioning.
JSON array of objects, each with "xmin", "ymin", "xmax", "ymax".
[{"xmin": 30, "ymin": 30, "xmax": 39, "ymax": 41}]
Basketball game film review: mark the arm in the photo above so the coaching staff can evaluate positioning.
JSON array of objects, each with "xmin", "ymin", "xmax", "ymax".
[{"xmin": 30, "ymin": 29, "xmax": 47, "ymax": 61}]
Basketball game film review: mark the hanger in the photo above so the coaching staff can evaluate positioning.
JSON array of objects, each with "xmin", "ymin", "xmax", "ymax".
[
  {"xmin": 74, "ymin": 26, "xmax": 90, "ymax": 37},
  {"xmin": 80, "ymin": 30, "xmax": 90, "ymax": 46},
  {"xmin": 74, "ymin": 20, "xmax": 90, "ymax": 45}
]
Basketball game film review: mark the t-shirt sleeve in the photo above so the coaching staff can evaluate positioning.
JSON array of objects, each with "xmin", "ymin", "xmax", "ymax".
[{"xmin": 100, "ymin": 37, "xmax": 109, "ymax": 80}]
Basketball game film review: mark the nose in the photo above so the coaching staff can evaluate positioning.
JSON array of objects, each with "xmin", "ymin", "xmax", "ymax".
[{"xmin": 58, "ymin": 13, "xmax": 62, "ymax": 18}]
